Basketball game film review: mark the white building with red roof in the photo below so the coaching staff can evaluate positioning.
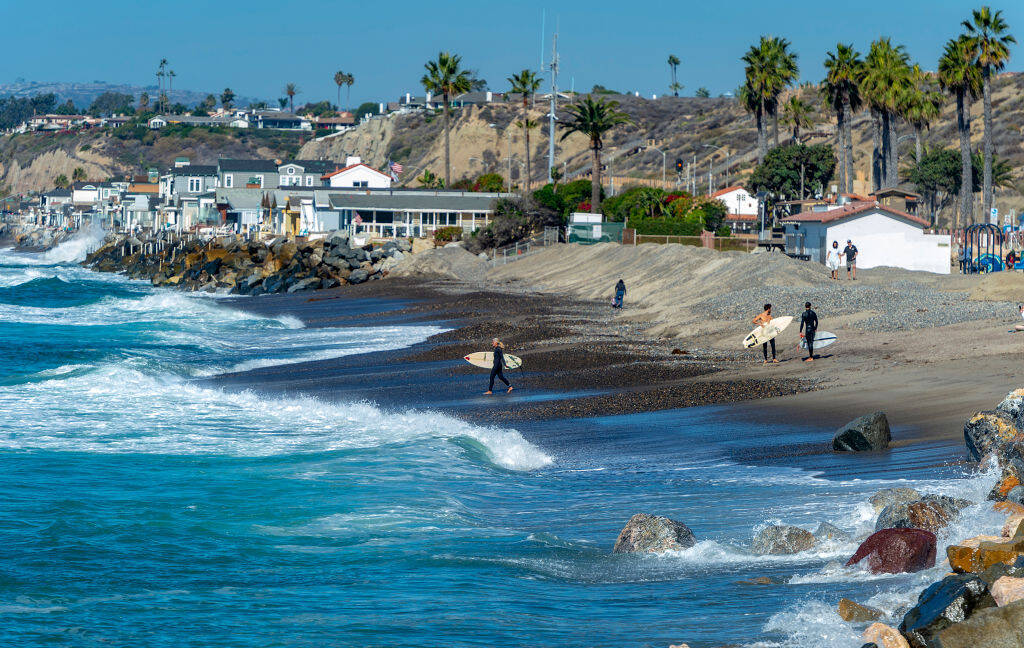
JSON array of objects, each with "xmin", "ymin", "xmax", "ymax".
[
  {"xmin": 711, "ymin": 185, "xmax": 759, "ymax": 233},
  {"xmin": 321, "ymin": 157, "xmax": 392, "ymax": 189},
  {"xmin": 780, "ymin": 199, "xmax": 949, "ymax": 274}
]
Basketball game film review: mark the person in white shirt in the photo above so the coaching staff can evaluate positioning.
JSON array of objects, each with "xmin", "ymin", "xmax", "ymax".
[{"xmin": 826, "ymin": 241, "xmax": 841, "ymax": 280}]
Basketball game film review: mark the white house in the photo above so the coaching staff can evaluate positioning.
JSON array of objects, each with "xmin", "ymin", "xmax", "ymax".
[
  {"xmin": 71, "ymin": 183, "xmax": 101, "ymax": 208},
  {"xmin": 321, "ymin": 157, "xmax": 392, "ymax": 189},
  {"xmin": 781, "ymin": 201, "xmax": 950, "ymax": 274},
  {"xmin": 712, "ymin": 185, "xmax": 760, "ymax": 233}
]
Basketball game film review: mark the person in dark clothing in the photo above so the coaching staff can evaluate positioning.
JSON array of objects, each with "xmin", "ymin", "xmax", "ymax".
[
  {"xmin": 843, "ymin": 240, "xmax": 858, "ymax": 279},
  {"xmin": 799, "ymin": 301, "xmax": 818, "ymax": 362},
  {"xmin": 752, "ymin": 303, "xmax": 777, "ymax": 363},
  {"xmin": 485, "ymin": 338, "xmax": 513, "ymax": 395},
  {"xmin": 613, "ymin": 279, "xmax": 626, "ymax": 308}
]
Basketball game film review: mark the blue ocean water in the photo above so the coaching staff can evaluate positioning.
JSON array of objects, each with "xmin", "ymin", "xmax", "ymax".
[{"xmin": 0, "ymin": 233, "xmax": 1003, "ymax": 648}]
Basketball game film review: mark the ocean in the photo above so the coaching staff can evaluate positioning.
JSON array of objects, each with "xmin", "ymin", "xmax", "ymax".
[{"xmin": 0, "ymin": 232, "xmax": 1002, "ymax": 647}]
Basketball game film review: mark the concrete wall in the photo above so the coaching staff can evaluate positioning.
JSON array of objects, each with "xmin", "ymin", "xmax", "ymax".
[{"xmin": 826, "ymin": 213, "xmax": 950, "ymax": 274}]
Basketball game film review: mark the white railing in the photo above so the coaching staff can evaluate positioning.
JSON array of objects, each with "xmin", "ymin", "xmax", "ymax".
[{"xmin": 491, "ymin": 227, "xmax": 560, "ymax": 266}]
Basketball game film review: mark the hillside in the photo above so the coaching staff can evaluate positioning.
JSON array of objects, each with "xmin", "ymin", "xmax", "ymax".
[{"xmin": 0, "ymin": 79, "xmax": 260, "ymax": 110}]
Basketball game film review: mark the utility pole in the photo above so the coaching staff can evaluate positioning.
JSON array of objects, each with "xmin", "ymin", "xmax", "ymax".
[
  {"xmin": 691, "ymin": 153, "xmax": 697, "ymax": 194},
  {"xmin": 707, "ymin": 156, "xmax": 712, "ymax": 196},
  {"xmin": 544, "ymin": 21, "xmax": 559, "ymax": 184}
]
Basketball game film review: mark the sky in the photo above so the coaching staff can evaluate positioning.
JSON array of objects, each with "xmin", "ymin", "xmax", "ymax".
[{"xmin": 2, "ymin": 0, "xmax": 1022, "ymax": 107}]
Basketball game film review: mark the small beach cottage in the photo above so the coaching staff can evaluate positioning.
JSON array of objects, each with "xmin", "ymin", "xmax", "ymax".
[{"xmin": 780, "ymin": 200, "xmax": 950, "ymax": 274}]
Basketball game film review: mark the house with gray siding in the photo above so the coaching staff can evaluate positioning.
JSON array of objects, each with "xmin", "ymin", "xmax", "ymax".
[{"xmin": 217, "ymin": 159, "xmax": 280, "ymax": 190}]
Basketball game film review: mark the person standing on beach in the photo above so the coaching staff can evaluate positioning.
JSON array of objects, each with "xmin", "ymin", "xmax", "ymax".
[
  {"xmin": 613, "ymin": 279, "xmax": 626, "ymax": 308},
  {"xmin": 826, "ymin": 241, "xmax": 841, "ymax": 280},
  {"xmin": 753, "ymin": 304, "xmax": 777, "ymax": 364},
  {"xmin": 799, "ymin": 301, "xmax": 818, "ymax": 362},
  {"xmin": 484, "ymin": 338, "xmax": 513, "ymax": 395},
  {"xmin": 843, "ymin": 239, "xmax": 859, "ymax": 280}
]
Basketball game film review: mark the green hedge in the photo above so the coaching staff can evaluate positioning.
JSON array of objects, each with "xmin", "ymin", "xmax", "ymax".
[{"xmin": 630, "ymin": 216, "xmax": 703, "ymax": 236}]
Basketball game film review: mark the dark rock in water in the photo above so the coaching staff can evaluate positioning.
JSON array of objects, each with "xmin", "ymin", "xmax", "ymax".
[
  {"xmin": 964, "ymin": 411, "xmax": 1020, "ymax": 462},
  {"xmin": 846, "ymin": 528, "xmax": 936, "ymax": 574},
  {"xmin": 612, "ymin": 513, "xmax": 696, "ymax": 554},
  {"xmin": 875, "ymin": 495, "xmax": 971, "ymax": 534},
  {"xmin": 347, "ymin": 269, "xmax": 369, "ymax": 284},
  {"xmin": 1008, "ymin": 486, "xmax": 1024, "ymax": 506},
  {"xmin": 935, "ymin": 598, "xmax": 1024, "ymax": 648},
  {"xmin": 899, "ymin": 574, "xmax": 996, "ymax": 648},
  {"xmin": 752, "ymin": 525, "xmax": 816, "ymax": 555},
  {"xmin": 736, "ymin": 576, "xmax": 777, "ymax": 585},
  {"xmin": 870, "ymin": 487, "xmax": 921, "ymax": 513},
  {"xmin": 814, "ymin": 522, "xmax": 851, "ymax": 542},
  {"xmin": 833, "ymin": 412, "xmax": 891, "ymax": 451},
  {"xmin": 838, "ymin": 597, "xmax": 884, "ymax": 622}
]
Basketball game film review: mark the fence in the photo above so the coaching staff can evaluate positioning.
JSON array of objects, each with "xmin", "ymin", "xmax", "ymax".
[
  {"xmin": 491, "ymin": 227, "xmax": 560, "ymax": 266},
  {"xmin": 567, "ymin": 221, "xmax": 626, "ymax": 245},
  {"xmin": 627, "ymin": 231, "xmax": 758, "ymax": 252}
]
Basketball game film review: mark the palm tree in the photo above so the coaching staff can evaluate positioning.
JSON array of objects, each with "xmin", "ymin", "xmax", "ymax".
[
  {"xmin": 667, "ymin": 55, "xmax": 681, "ymax": 96},
  {"xmin": 559, "ymin": 95, "xmax": 632, "ymax": 213},
  {"xmin": 344, "ymin": 73, "xmax": 355, "ymax": 110},
  {"xmin": 508, "ymin": 69, "xmax": 543, "ymax": 188},
  {"xmin": 284, "ymin": 83, "xmax": 299, "ymax": 112},
  {"xmin": 823, "ymin": 43, "xmax": 863, "ymax": 194},
  {"xmin": 72, "ymin": 167, "xmax": 86, "ymax": 183},
  {"xmin": 155, "ymin": 69, "xmax": 165, "ymax": 113},
  {"xmin": 54, "ymin": 174, "xmax": 68, "ymax": 189},
  {"xmin": 962, "ymin": 6, "xmax": 1015, "ymax": 217},
  {"xmin": 421, "ymin": 51, "xmax": 472, "ymax": 188},
  {"xmin": 782, "ymin": 96, "xmax": 813, "ymax": 142},
  {"xmin": 742, "ymin": 36, "xmax": 799, "ymax": 163},
  {"xmin": 695, "ymin": 87, "xmax": 710, "ymax": 98},
  {"xmin": 900, "ymin": 65, "xmax": 943, "ymax": 164},
  {"xmin": 417, "ymin": 169, "xmax": 443, "ymax": 189},
  {"xmin": 139, "ymin": 92, "xmax": 150, "ymax": 113},
  {"xmin": 334, "ymin": 71, "xmax": 346, "ymax": 111},
  {"xmin": 861, "ymin": 38, "xmax": 912, "ymax": 189},
  {"xmin": 939, "ymin": 36, "xmax": 982, "ymax": 227},
  {"xmin": 167, "ymin": 70, "xmax": 176, "ymax": 107}
]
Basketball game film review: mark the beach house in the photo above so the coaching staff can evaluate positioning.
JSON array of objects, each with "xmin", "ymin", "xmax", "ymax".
[
  {"xmin": 328, "ymin": 189, "xmax": 504, "ymax": 238},
  {"xmin": 321, "ymin": 157, "xmax": 392, "ymax": 189},
  {"xmin": 711, "ymin": 185, "xmax": 759, "ymax": 234}
]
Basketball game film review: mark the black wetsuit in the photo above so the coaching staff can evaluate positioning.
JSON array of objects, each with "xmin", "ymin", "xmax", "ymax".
[
  {"xmin": 489, "ymin": 347, "xmax": 510, "ymax": 391},
  {"xmin": 800, "ymin": 309, "xmax": 818, "ymax": 358}
]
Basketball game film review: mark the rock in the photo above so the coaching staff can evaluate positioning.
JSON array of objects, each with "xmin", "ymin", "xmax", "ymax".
[
  {"xmin": 997, "ymin": 388, "xmax": 1024, "ymax": 429},
  {"xmin": 991, "ymin": 576, "xmax": 1024, "ymax": 606},
  {"xmin": 396, "ymin": 238, "xmax": 412, "ymax": 252},
  {"xmin": 411, "ymin": 237, "xmax": 434, "ymax": 254},
  {"xmin": 1003, "ymin": 515, "xmax": 1024, "ymax": 539},
  {"xmin": 286, "ymin": 277, "xmax": 320, "ymax": 293},
  {"xmin": 964, "ymin": 411, "xmax": 1020, "ymax": 462},
  {"xmin": 612, "ymin": 513, "xmax": 696, "ymax": 554},
  {"xmin": 668, "ymin": 644, "xmax": 690, "ymax": 648},
  {"xmin": 947, "ymin": 524, "xmax": 1024, "ymax": 574},
  {"xmin": 815, "ymin": 521, "xmax": 852, "ymax": 542},
  {"xmin": 989, "ymin": 470, "xmax": 1023, "ymax": 502},
  {"xmin": 899, "ymin": 574, "xmax": 996, "ymax": 648},
  {"xmin": 751, "ymin": 525, "xmax": 816, "ymax": 555},
  {"xmin": 871, "ymin": 488, "xmax": 922, "ymax": 513},
  {"xmin": 347, "ymin": 268, "xmax": 369, "ymax": 285},
  {"xmin": 389, "ymin": 249, "xmax": 405, "ymax": 261},
  {"xmin": 378, "ymin": 256, "xmax": 402, "ymax": 273},
  {"xmin": 833, "ymin": 412, "xmax": 891, "ymax": 452},
  {"xmin": 994, "ymin": 501, "xmax": 1024, "ymax": 516},
  {"xmin": 444, "ymin": 240, "xmax": 465, "ymax": 248},
  {"xmin": 736, "ymin": 576, "xmax": 776, "ymax": 585},
  {"xmin": 934, "ymin": 598, "xmax": 1024, "ymax": 648},
  {"xmin": 875, "ymin": 495, "xmax": 971, "ymax": 534},
  {"xmin": 862, "ymin": 622, "xmax": 909, "ymax": 648},
  {"xmin": 846, "ymin": 528, "xmax": 937, "ymax": 574},
  {"xmin": 839, "ymin": 597, "xmax": 885, "ymax": 622}
]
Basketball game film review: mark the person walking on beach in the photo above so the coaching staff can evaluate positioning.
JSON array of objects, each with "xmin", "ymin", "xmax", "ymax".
[
  {"xmin": 958, "ymin": 243, "xmax": 968, "ymax": 274},
  {"xmin": 799, "ymin": 301, "xmax": 819, "ymax": 362},
  {"xmin": 612, "ymin": 279, "xmax": 626, "ymax": 308},
  {"xmin": 484, "ymin": 338, "xmax": 514, "ymax": 395},
  {"xmin": 826, "ymin": 241, "xmax": 841, "ymax": 280},
  {"xmin": 753, "ymin": 304, "xmax": 778, "ymax": 364},
  {"xmin": 843, "ymin": 239, "xmax": 859, "ymax": 280}
]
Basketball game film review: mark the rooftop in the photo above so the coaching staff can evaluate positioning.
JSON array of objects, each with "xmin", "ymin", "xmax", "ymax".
[{"xmin": 779, "ymin": 200, "xmax": 929, "ymax": 228}]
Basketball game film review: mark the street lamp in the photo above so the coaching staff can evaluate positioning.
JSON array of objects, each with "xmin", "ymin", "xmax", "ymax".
[
  {"xmin": 702, "ymin": 144, "xmax": 726, "ymax": 195},
  {"xmin": 642, "ymin": 144, "xmax": 668, "ymax": 187}
]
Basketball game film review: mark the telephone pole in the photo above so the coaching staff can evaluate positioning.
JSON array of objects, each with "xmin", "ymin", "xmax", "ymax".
[{"xmin": 546, "ymin": 28, "xmax": 559, "ymax": 183}]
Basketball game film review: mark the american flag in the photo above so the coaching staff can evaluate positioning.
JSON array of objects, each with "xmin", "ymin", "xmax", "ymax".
[
  {"xmin": 389, "ymin": 161, "xmax": 404, "ymax": 174},
  {"xmin": 353, "ymin": 213, "xmax": 363, "ymax": 224}
]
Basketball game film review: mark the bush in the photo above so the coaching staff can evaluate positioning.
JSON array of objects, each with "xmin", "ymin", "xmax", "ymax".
[
  {"xmin": 434, "ymin": 226, "xmax": 463, "ymax": 244},
  {"xmin": 602, "ymin": 186, "xmax": 667, "ymax": 222},
  {"xmin": 715, "ymin": 225, "xmax": 732, "ymax": 237},
  {"xmin": 473, "ymin": 173, "xmax": 504, "ymax": 193},
  {"xmin": 630, "ymin": 212, "xmax": 704, "ymax": 236}
]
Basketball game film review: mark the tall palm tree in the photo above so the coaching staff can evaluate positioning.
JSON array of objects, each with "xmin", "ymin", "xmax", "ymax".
[
  {"xmin": 900, "ymin": 65, "xmax": 943, "ymax": 164},
  {"xmin": 334, "ymin": 71, "xmax": 346, "ymax": 111},
  {"xmin": 421, "ymin": 51, "xmax": 472, "ymax": 188},
  {"xmin": 344, "ymin": 73, "xmax": 355, "ymax": 110},
  {"xmin": 823, "ymin": 43, "xmax": 863, "ymax": 194},
  {"xmin": 962, "ymin": 6, "xmax": 1015, "ymax": 217},
  {"xmin": 156, "ymin": 69, "xmax": 165, "ymax": 113},
  {"xmin": 667, "ymin": 55, "xmax": 681, "ymax": 96},
  {"xmin": 782, "ymin": 96, "xmax": 813, "ymax": 141},
  {"xmin": 861, "ymin": 38, "xmax": 912, "ymax": 189},
  {"xmin": 139, "ymin": 92, "xmax": 150, "ymax": 113},
  {"xmin": 284, "ymin": 83, "xmax": 299, "ymax": 112},
  {"xmin": 939, "ymin": 36, "xmax": 983, "ymax": 227},
  {"xmin": 508, "ymin": 69, "xmax": 543, "ymax": 188},
  {"xmin": 559, "ymin": 95, "xmax": 632, "ymax": 213},
  {"xmin": 167, "ymin": 70, "xmax": 176, "ymax": 108},
  {"xmin": 742, "ymin": 36, "xmax": 799, "ymax": 163}
]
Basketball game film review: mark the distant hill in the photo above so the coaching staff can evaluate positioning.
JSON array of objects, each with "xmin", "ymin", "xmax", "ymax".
[{"xmin": 0, "ymin": 79, "xmax": 262, "ymax": 110}]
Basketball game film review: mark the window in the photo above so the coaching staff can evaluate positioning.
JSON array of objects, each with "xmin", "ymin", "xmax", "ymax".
[
  {"xmin": 188, "ymin": 178, "xmax": 201, "ymax": 193},
  {"xmin": 287, "ymin": 167, "xmax": 295, "ymax": 175},
  {"xmin": 225, "ymin": 174, "xmax": 233, "ymax": 188},
  {"xmin": 305, "ymin": 176, "xmax": 313, "ymax": 186},
  {"xmin": 254, "ymin": 175, "xmax": 264, "ymax": 188},
  {"xmin": 353, "ymin": 180, "xmax": 368, "ymax": 188}
]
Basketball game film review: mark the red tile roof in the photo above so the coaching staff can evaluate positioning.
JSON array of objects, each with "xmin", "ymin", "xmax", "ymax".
[
  {"xmin": 711, "ymin": 185, "xmax": 746, "ymax": 198},
  {"xmin": 780, "ymin": 201, "xmax": 929, "ymax": 228},
  {"xmin": 725, "ymin": 212, "xmax": 757, "ymax": 221}
]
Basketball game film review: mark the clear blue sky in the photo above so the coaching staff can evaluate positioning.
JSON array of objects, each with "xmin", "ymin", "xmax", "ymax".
[{"xmin": 2, "ymin": 0, "xmax": 1021, "ymax": 106}]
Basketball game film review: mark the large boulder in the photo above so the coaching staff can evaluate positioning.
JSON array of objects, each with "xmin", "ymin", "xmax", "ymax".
[
  {"xmin": 612, "ymin": 513, "xmax": 696, "ymax": 554},
  {"xmin": 997, "ymin": 388, "xmax": 1024, "ymax": 429},
  {"xmin": 815, "ymin": 521, "xmax": 851, "ymax": 542},
  {"xmin": 839, "ymin": 597, "xmax": 884, "ymax": 622},
  {"xmin": 947, "ymin": 524, "xmax": 1024, "ymax": 574},
  {"xmin": 964, "ymin": 411, "xmax": 1020, "ymax": 462},
  {"xmin": 833, "ymin": 412, "xmax": 891, "ymax": 452},
  {"xmin": 347, "ymin": 268, "xmax": 370, "ymax": 285},
  {"xmin": 991, "ymin": 576, "xmax": 1024, "ymax": 607},
  {"xmin": 752, "ymin": 525, "xmax": 816, "ymax": 555},
  {"xmin": 934, "ymin": 598, "xmax": 1024, "ymax": 648},
  {"xmin": 899, "ymin": 574, "xmax": 996, "ymax": 648},
  {"xmin": 870, "ymin": 487, "xmax": 922, "ymax": 513},
  {"xmin": 862, "ymin": 623, "xmax": 909, "ymax": 648},
  {"xmin": 846, "ymin": 528, "xmax": 937, "ymax": 574},
  {"xmin": 875, "ymin": 494, "xmax": 972, "ymax": 534}
]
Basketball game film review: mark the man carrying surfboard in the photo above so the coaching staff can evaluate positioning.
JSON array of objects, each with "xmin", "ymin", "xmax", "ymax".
[
  {"xmin": 484, "ymin": 338, "xmax": 514, "ymax": 395},
  {"xmin": 753, "ymin": 304, "xmax": 778, "ymax": 364},
  {"xmin": 799, "ymin": 302, "xmax": 818, "ymax": 362}
]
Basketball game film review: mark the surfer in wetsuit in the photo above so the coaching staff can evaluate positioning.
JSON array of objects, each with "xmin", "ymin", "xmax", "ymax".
[
  {"xmin": 799, "ymin": 301, "xmax": 818, "ymax": 362},
  {"xmin": 613, "ymin": 279, "xmax": 626, "ymax": 308},
  {"xmin": 753, "ymin": 304, "xmax": 777, "ymax": 364},
  {"xmin": 484, "ymin": 338, "xmax": 513, "ymax": 395}
]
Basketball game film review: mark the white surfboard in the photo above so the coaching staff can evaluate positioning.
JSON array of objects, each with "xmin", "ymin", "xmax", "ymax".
[
  {"xmin": 464, "ymin": 352, "xmax": 523, "ymax": 370},
  {"xmin": 743, "ymin": 316, "xmax": 793, "ymax": 349},
  {"xmin": 800, "ymin": 331, "xmax": 837, "ymax": 350}
]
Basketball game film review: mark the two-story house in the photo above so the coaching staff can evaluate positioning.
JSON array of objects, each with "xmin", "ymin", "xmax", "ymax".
[
  {"xmin": 217, "ymin": 159, "xmax": 280, "ymax": 190},
  {"xmin": 277, "ymin": 160, "xmax": 339, "ymax": 187},
  {"xmin": 253, "ymin": 111, "xmax": 312, "ymax": 130}
]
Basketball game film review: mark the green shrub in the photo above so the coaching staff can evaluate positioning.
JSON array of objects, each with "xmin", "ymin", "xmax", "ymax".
[{"xmin": 434, "ymin": 226, "xmax": 463, "ymax": 244}]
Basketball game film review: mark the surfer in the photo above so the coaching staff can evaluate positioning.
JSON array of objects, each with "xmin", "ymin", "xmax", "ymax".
[
  {"xmin": 799, "ymin": 301, "xmax": 818, "ymax": 362},
  {"xmin": 753, "ymin": 304, "xmax": 778, "ymax": 364},
  {"xmin": 613, "ymin": 279, "xmax": 626, "ymax": 309},
  {"xmin": 484, "ymin": 338, "xmax": 513, "ymax": 395},
  {"xmin": 843, "ymin": 239, "xmax": 859, "ymax": 280}
]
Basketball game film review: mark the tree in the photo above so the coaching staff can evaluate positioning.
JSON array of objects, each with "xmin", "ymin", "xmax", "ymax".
[
  {"xmin": 939, "ymin": 36, "xmax": 982, "ymax": 226},
  {"xmin": 284, "ymin": 83, "xmax": 299, "ymax": 112},
  {"xmin": 782, "ymin": 95, "xmax": 813, "ymax": 141},
  {"xmin": 72, "ymin": 167, "xmax": 86, "ymax": 182},
  {"xmin": 905, "ymin": 146, "xmax": 962, "ymax": 224},
  {"xmin": 88, "ymin": 92, "xmax": 134, "ymax": 117},
  {"xmin": 54, "ymin": 174, "xmax": 69, "ymax": 189},
  {"xmin": 823, "ymin": 43, "xmax": 863, "ymax": 194},
  {"xmin": 474, "ymin": 173, "xmax": 505, "ymax": 192},
  {"xmin": 345, "ymin": 73, "xmax": 355, "ymax": 109},
  {"xmin": 156, "ymin": 58, "xmax": 167, "ymax": 112},
  {"xmin": 167, "ymin": 70, "xmax": 176, "ymax": 105},
  {"xmin": 508, "ymin": 69, "xmax": 543, "ymax": 189},
  {"xmin": 139, "ymin": 92, "xmax": 150, "ymax": 113},
  {"xmin": 962, "ymin": 6, "xmax": 1015, "ymax": 218},
  {"xmin": 695, "ymin": 87, "xmax": 710, "ymax": 98},
  {"xmin": 53, "ymin": 99, "xmax": 78, "ymax": 115},
  {"xmin": 464, "ymin": 69, "xmax": 488, "ymax": 91},
  {"xmin": 742, "ymin": 36, "xmax": 799, "ymax": 163},
  {"xmin": 861, "ymin": 38, "xmax": 912, "ymax": 189},
  {"xmin": 334, "ymin": 70, "xmax": 346, "ymax": 111},
  {"xmin": 747, "ymin": 143, "xmax": 836, "ymax": 201},
  {"xmin": 417, "ymin": 169, "xmax": 444, "ymax": 189},
  {"xmin": 559, "ymin": 95, "xmax": 632, "ymax": 213},
  {"xmin": 668, "ymin": 55, "xmax": 681, "ymax": 96},
  {"xmin": 200, "ymin": 94, "xmax": 217, "ymax": 112},
  {"xmin": 220, "ymin": 88, "xmax": 235, "ymax": 109},
  {"xmin": 421, "ymin": 51, "xmax": 472, "ymax": 188},
  {"xmin": 354, "ymin": 102, "xmax": 379, "ymax": 121},
  {"xmin": 278, "ymin": 97, "xmax": 288, "ymax": 109},
  {"xmin": 900, "ymin": 65, "xmax": 943, "ymax": 163}
]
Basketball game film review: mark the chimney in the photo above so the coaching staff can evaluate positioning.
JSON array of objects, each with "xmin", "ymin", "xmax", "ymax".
[
  {"xmin": 426, "ymin": 91, "xmax": 432, "ymax": 103},
  {"xmin": 486, "ymin": 91, "xmax": 492, "ymax": 102},
  {"xmin": 405, "ymin": 92, "xmax": 411, "ymax": 103},
  {"xmin": 379, "ymin": 102, "xmax": 385, "ymax": 114}
]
